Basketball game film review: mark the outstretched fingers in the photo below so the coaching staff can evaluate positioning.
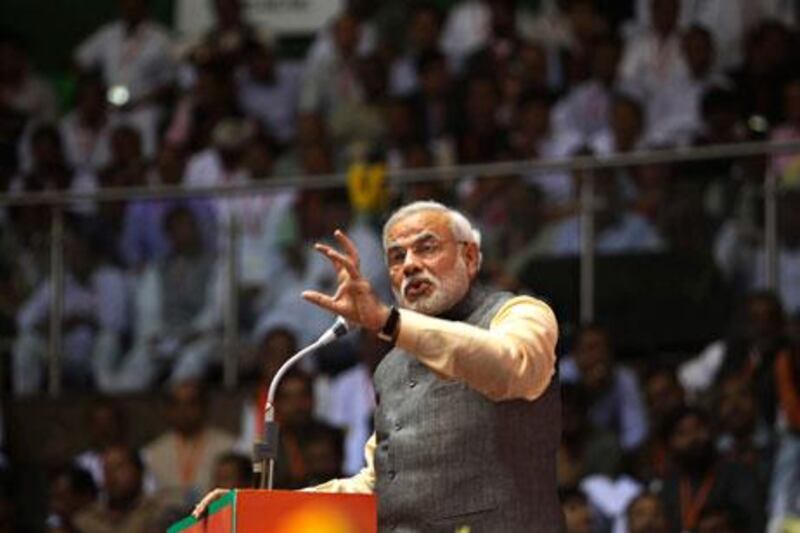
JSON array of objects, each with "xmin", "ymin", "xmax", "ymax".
[
  {"xmin": 334, "ymin": 229, "xmax": 361, "ymax": 266},
  {"xmin": 302, "ymin": 290, "xmax": 341, "ymax": 315},
  {"xmin": 314, "ymin": 243, "xmax": 360, "ymax": 279}
]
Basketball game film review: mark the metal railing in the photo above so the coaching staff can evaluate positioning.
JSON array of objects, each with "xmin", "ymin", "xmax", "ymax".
[{"xmin": 2, "ymin": 138, "xmax": 799, "ymax": 396}]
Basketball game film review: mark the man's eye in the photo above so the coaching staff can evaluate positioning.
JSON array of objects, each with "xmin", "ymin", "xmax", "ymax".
[
  {"xmin": 418, "ymin": 241, "xmax": 437, "ymax": 254},
  {"xmin": 388, "ymin": 251, "xmax": 405, "ymax": 264}
]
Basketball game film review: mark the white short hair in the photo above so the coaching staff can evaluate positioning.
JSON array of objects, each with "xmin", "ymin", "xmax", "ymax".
[{"xmin": 382, "ymin": 201, "xmax": 483, "ymax": 267}]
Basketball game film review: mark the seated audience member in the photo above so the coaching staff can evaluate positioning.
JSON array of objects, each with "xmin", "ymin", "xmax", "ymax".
[
  {"xmin": 58, "ymin": 74, "xmax": 115, "ymax": 172},
  {"xmin": 560, "ymin": 324, "xmax": 649, "ymax": 451},
  {"xmin": 73, "ymin": 0, "xmax": 174, "ymax": 158},
  {"xmin": 211, "ymin": 452, "xmax": 251, "ymax": 490},
  {"xmin": 635, "ymin": 364, "xmax": 686, "ymax": 480},
  {"xmin": 236, "ymin": 40, "xmax": 303, "ymax": 145},
  {"xmin": 625, "ymin": 491, "xmax": 669, "ymax": 533},
  {"xmin": 679, "ymin": 291, "xmax": 786, "ymax": 421},
  {"xmin": 552, "ymin": 36, "xmax": 624, "ymax": 142},
  {"xmin": 619, "ymin": 0, "xmax": 686, "ymax": 107},
  {"xmin": 85, "ymin": 125, "xmax": 149, "ymax": 247},
  {"xmin": 74, "ymin": 402, "xmax": 129, "ymax": 491},
  {"xmin": 715, "ymin": 190, "xmax": 800, "ymax": 315},
  {"xmin": 388, "ymin": 3, "xmax": 444, "ymax": 97},
  {"xmin": 100, "ymin": 206, "xmax": 222, "ymax": 391},
  {"xmin": 314, "ymin": 331, "xmax": 384, "ymax": 476},
  {"xmin": 184, "ymin": 118, "xmax": 294, "ymax": 305},
  {"xmin": 47, "ymin": 466, "xmax": 97, "ymax": 530},
  {"xmin": 511, "ymin": 90, "xmax": 583, "ymax": 205},
  {"xmin": 12, "ymin": 225, "xmax": 128, "ymax": 395},
  {"xmin": 180, "ymin": 0, "xmax": 257, "ymax": 71},
  {"xmin": 299, "ymin": 12, "xmax": 370, "ymax": 137},
  {"xmin": 516, "ymin": 167, "xmax": 664, "ymax": 258},
  {"xmin": 143, "ymin": 381, "xmax": 235, "ymax": 510},
  {"xmin": 236, "ymin": 326, "xmax": 299, "ymax": 454},
  {"xmin": 561, "ymin": 487, "xmax": 592, "ymax": 533},
  {"xmin": 558, "ymin": 383, "xmax": 622, "ymax": 489},
  {"xmin": 589, "ymin": 93, "xmax": 648, "ymax": 156},
  {"xmin": 119, "ymin": 143, "xmax": 216, "ymax": 270},
  {"xmin": 659, "ymin": 407, "xmax": 764, "ymax": 533},
  {"xmin": 165, "ymin": 64, "xmax": 241, "ymax": 151},
  {"xmin": 480, "ymin": 178, "xmax": 548, "ymax": 274},
  {"xmin": 646, "ymin": 25, "xmax": 727, "ymax": 145},
  {"xmin": 769, "ymin": 341, "xmax": 800, "ymax": 529},
  {"xmin": 253, "ymin": 189, "xmax": 388, "ymax": 347},
  {"xmin": 73, "ymin": 445, "xmax": 163, "ymax": 533},
  {"xmin": 455, "ymin": 75, "xmax": 509, "ymax": 164},
  {"xmin": 300, "ymin": 425, "xmax": 345, "ymax": 487},
  {"xmin": 0, "ymin": 35, "xmax": 57, "ymax": 122},
  {"xmin": 12, "ymin": 124, "xmax": 95, "ymax": 201},
  {"xmin": 715, "ymin": 375, "xmax": 773, "ymax": 492},
  {"xmin": 270, "ymin": 369, "xmax": 342, "ymax": 489},
  {"xmin": 407, "ymin": 50, "xmax": 458, "ymax": 150}
]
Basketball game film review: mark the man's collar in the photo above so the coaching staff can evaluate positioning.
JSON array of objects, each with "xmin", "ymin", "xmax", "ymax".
[{"xmin": 437, "ymin": 283, "xmax": 487, "ymax": 321}]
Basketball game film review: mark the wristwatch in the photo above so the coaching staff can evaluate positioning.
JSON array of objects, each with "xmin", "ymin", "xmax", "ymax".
[{"xmin": 377, "ymin": 306, "xmax": 401, "ymax": 345}]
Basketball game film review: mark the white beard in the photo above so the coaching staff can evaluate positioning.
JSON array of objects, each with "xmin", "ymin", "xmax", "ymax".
[{"xmin": 393, "ymin": 256, "xmax": 470, "ymax": 316}]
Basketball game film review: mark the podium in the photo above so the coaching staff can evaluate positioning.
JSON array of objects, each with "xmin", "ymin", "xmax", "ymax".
[{"xmin": 169, "ymin": 490, "xmax": 377, "ymax": 533}]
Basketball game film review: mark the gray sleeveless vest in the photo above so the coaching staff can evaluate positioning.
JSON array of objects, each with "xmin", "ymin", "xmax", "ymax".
[{"xmin": 373, "ymin": 287, "xmax": 563, "ymax": 533}]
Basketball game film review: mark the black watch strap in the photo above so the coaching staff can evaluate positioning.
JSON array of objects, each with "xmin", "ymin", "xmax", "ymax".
[{"xmin": 377, "ymin": 306, "xmax": 400, "ymax": 344}]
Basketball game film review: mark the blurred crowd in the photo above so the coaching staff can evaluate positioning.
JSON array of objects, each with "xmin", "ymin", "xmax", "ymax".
[{"xmin": 1, "ymin": 0, "xmax": 800, "ymax": 531}]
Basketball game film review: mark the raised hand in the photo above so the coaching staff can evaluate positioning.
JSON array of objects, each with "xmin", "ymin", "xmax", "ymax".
[{"xmin": 302, "ymin": 229, "xmax": 389, "ymax": 332}]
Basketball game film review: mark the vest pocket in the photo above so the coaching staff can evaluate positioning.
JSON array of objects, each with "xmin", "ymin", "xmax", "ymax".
[{"xmin": 428, "ymin": 490, "xmax": 498, "ymax": 522}]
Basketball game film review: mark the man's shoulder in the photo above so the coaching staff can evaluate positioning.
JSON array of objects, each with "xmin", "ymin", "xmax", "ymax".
[
  {"xmin": 73, "ymin": 501, "xmax": 110, "ymax": 529},
  {"xmin": 205, "ymin": 426, "xmax": 237, "ymax": 449},
  {"xmin": 143, "ymin": 431, "xmax": 175, "ymax": 456},
  {"xmin": 492, "ymin": 292, "xmax": 556, "ymax": 318}
]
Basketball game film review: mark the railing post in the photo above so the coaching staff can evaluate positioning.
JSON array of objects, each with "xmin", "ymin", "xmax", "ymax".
[
  {"xmin": 47, "ymin": 207, "xmax": 65, "ymax": 398},
  {"xmin": 764, "ymin": 165, "xmax": 779, "ymax": 290},
  {"xmin": 579, "ymin": 169, "xmax": 595, "ymax": 324},
  {"xmin": 223, "ymin": 216, "xmax": 240, "ymax": 390}
]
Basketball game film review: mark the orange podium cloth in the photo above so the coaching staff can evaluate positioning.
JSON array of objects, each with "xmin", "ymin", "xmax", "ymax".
[{"xmin": 169, "ymin": 489, "xmax": 377, "ymax": 533}]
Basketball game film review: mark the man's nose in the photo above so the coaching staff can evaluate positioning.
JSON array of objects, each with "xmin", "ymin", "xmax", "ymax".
[{"xmin": 402, "ymin": 252, "xmax": 422, "ymax": 276}]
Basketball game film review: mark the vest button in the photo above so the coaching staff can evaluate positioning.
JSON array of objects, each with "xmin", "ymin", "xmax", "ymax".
[
  {"xmin": 394, "ymin": 422, "xmax": 401, "ymax": 431},
  {"xmin": 389, "ymin": 470, "xmax": 396, "ymax": 480},
  {"xmin": 409, "ymin": 380, "xmax": 416, "ymax": 388}
]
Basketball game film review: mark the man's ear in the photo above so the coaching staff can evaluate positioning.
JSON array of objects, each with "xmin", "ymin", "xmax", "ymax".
[{"xmin": 463, "ymin": 241, "xmax": 480, "ymax": 280}]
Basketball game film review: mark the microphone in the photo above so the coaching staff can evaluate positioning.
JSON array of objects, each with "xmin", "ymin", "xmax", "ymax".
[
  {"xmin": 253, "ymin": 315, "xmax": 355, "ymax": 489},
  {"xmin": 315, "ymin": 316, "xmax": 355, "ymax": 346}
]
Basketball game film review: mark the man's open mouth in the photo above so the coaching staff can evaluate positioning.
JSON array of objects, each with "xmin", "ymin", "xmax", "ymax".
[{"xmin": 405, "ymin": 278, "xmax": 433, "ymax": 299}]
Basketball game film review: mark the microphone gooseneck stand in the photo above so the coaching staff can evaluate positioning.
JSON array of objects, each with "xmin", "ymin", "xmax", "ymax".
[{"xmin": 252, "ymin": 317, "xmax": 351, "ymax": 490}]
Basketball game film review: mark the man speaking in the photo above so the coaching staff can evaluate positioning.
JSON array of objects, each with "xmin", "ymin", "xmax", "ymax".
[
  {"xmin": 197, "ymin": 201, "xmax": 562, "ymax": 531},
  {"xmin": 304, "ymin": 200, "xmax": 561, "ymax": 532}
]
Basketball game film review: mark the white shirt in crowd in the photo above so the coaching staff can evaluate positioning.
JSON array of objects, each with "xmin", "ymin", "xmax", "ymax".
[
  {"xmin": 183, "ymin": 148, "xmax": 296, "ymax": 289},
  {"xmin": 632, "ymin": 0, "xmax": 798, "ymax": 69},
  {"xmin": 75, "ymin": 20, "xmax": 174, "ymax": 103},
  {"xmin": 253, "ymin": 221, "xmax": 390, "ymax": 348},
  {"xmin": 523, "ymin": 130, "xmax": 585, "ymax": 205},
  {"xmin": 714, "ymin": 220, "xmax": 800, "ymax": 315},
  {"xmin": 314, "ymin": 363, "xmax": 376, "ymax": 475},
  {"xmin": 58, "ymin": 111, "xmax": 115, "ymax": 172},
  {"xmin": 18, "ymin": 269, "xmax": 128, "ymax": 335},
  {"xmin": 236, "ymin": 63, "xmax": 303, "ymax": 144},
  {"xmin": 645, "ymin": 72, "xmax": 730, "ymax": 145},
  {"xmin": 620, "ymin": 29, "xmax": 688, "ymax": 103},
  {"xmin": 552, "ymin": 81, "xmax": 616, "ymax": 143}
]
